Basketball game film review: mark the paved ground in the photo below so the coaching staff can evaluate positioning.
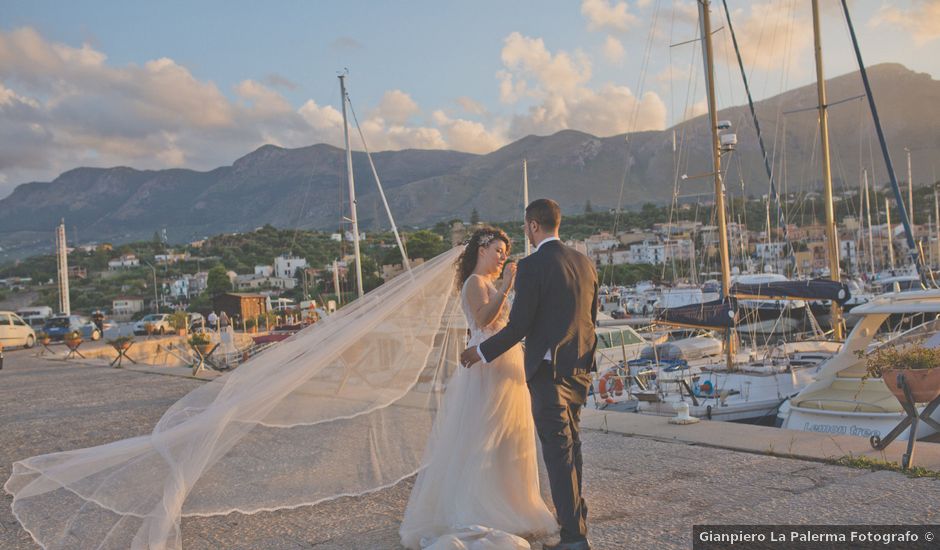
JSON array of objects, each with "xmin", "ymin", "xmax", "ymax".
[{"xmin": 1, "ymin": 351, "xmax": 939, "ymax": 549}]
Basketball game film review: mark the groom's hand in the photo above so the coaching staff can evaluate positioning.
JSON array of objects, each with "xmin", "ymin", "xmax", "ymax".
[{"xmin": 460, "ymin": 347, "xmax": 482, "ymax": 368}]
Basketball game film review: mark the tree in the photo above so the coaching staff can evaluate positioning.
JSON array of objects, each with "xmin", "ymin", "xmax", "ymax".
[
  {"xmin": 470, "ymin": 208, "xmax": 480, "ymax": 225},
  {"xmin": 404, "ymin": 230, "xmax": 448, "ymax": 261},
  {"xmin": 207, "ymin": 265, "xmax": 232, "ymax": 296}
]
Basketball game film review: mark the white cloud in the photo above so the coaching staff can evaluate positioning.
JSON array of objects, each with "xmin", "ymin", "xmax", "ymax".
[
  {"xmin": 869, "ymin": 1, "xmax": 940, "ymax": 46},
  {"xmin": 0, "ymin": 27, "xmax": 499, "ymax": 196},
  {"xmin": 718, "ymin": 2, "xmax": 812, "ymax": 72},
  {"xmin": 580, "ymin": 0, "xmax": 638, "ymax": 33},
  {"xmin": 455, "ymin": 96, "xmax": 487, "ymax": 116},
  {"xmin": 373, "ymin": 89, "xmax": 419, "ymax": 125},
  {"xmin": 432, "ymin": 110, "xmax": 507, "ymax": 153},
  {"xmin": 498, "ymin": 32, "xmax": 666, "ymax": 138},
  {"xmin": 602, "ymin": 35, "xmax": 625, "ymax": 63}
]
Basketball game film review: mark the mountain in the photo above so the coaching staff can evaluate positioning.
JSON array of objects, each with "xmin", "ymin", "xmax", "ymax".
[{"xmin": 1, "ymin": 63, "xmax": 938, "ymax": 259}]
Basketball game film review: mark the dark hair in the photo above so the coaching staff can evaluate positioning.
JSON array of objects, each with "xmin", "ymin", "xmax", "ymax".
[
  {"xmin": 454, "ymin": 226, "xmax": 511, "ymax": 291},
  {"xmin": 525, "ymin": 198, "xmax": 561, "ymax": 231}
]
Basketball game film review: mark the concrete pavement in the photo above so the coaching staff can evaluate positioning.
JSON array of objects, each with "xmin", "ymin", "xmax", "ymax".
[{"xmin": 1, "ymin": 351, "xmax": 938, "ymax": 549}]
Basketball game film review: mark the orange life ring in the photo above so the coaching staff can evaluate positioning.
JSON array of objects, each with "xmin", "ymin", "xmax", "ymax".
[{"xmin": 597, "ymin": 368, "xmax": 625, "ymax": 404}]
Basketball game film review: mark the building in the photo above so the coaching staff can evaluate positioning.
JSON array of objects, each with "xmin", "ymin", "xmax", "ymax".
[
  {"xmin": 112, "ymin": 296, "xmax": 145, "ymax": 321},
  {"xmin": 213, "ymin": 293, "xmax": 268, "ymax": 322},
  {"xmin": 254, "ymin": 265, "xmax": 273, "ymax": 277},
  {"xmin": 274, "ymin": 256, "xmax": 307, "ymax": 279},
  {"xmin": 108, "ymin": 254, "xmax": 140, "ymax": 270},
  {"xmin": 234, "ymin": 274, "xmax": 297, "ymax": 291},
  {"xmin": 155, "ymin": 252, "xmax": 190, "ymax": 265},
  {"xmin": 584, "ymin": 232, "xmax": 620, "ymax": 255}
]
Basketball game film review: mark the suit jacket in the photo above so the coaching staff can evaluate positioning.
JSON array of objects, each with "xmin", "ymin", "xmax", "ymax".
[{"xmin": 479, "ymin": 240, "xmax": 599, "ymax": 380}]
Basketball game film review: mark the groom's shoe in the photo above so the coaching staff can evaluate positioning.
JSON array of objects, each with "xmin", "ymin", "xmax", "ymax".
[{"xmin": 543, "ymin": 540, "xmax": 590, "ymax": 550}]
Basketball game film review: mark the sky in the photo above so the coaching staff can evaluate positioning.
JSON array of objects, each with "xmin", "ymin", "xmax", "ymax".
[{"xmin": 1, "ymin": 0, "xmax": 938, "ymax": 197}]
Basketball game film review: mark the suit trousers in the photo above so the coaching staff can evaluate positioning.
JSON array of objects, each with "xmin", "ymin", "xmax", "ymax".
[{"xmin": 527, "ymin": 360, "xmax": 591, "ymax": 542}]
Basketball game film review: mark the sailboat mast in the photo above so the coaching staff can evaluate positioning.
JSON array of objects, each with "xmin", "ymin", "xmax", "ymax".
[
  {"xmin": 886, "ymin": 197, "xmax": 896, "ymax": 270},
  {"xmin": 700, "ymin": 0, "xmax": 734, "ymax": 366},
  {"xmin": 523, "ymin": 159, "xmax": 531, "ymax": 256},
  {"xmin": 864, "ymin": 170, "xmax": 876, "ymax": 275},
  {"xmin": 339, "ymin": 74, "xmax": 364, "ymax": 298},
  {"xmin": 812, "ymin": 0, "xmax": 843, "ymax": 339}
]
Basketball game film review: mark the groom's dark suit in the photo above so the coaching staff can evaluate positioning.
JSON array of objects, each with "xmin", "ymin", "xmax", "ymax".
[{"xmin": 479, "ymin": 238, "xmax": 598, "ymax": 543}]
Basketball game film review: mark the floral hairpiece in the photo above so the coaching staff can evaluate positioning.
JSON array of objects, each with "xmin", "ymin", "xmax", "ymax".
[{"xmin": 477, "ymin": 233, "xmax": 496, "ymax": 247}]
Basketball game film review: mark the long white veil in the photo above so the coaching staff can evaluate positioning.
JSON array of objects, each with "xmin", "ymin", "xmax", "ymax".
[{"xmin": 5, "ymin": 247, "xmax": 464, "ymax": 549}]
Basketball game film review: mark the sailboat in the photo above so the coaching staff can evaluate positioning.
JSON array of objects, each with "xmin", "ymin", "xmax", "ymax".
[{"xmin": 631, "ymin": 0, "xmax": 849, "ymax": 423}]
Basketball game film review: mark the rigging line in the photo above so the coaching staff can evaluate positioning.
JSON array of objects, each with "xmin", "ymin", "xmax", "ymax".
[
  {"xmin": 345, "ymin": 93, "xmax": 412, "ymax": 274},
  {"xmin": 608, "ymin": 0, "xmax": 662, "ymax": 287},
  {"xmin": 721, "ymin": 0, "xmax": 789, "ymax": 255}
]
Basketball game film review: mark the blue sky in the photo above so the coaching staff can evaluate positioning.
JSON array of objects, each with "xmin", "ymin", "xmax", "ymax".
[{"xmin": 1, "ymin": 0, "xmax": 938, "ymax": 197}]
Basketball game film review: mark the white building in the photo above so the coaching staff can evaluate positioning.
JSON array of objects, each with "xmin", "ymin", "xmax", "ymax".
[
  {"xmin": 155, "ymin": 252, "xmax": 189, "ymax": 265},
  {"xmin": 584, "ymin": 232, "xmax": 620, "ymax": 255},
  {"xmin": 274, "ymin": 256, "xmax": 307, "ymax": 279},
  {"xmin": 234, "ymin": 274, "xmax": 297, "ymax": 291},
  {"xmin": 112, "ymin": 297, "xmax": 145, "ymax": 320},
  {"xmin": 254, "ymin": 265, "xmax": 274, "ymax": 277},
  {"xmin": 756, "ymin": 242, "xmax": 788, "ymax": 262},
  {"xmin": 108, "ymin": 254, "xmax": 140, "ymax": 270}
]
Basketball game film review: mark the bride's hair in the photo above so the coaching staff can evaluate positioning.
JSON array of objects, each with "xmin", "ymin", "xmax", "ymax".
[{"xmin": 454, "ymin": 226, "xmax": 511, "ymax": 291}]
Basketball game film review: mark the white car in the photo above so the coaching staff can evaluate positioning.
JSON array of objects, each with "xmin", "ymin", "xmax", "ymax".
[
  {"xmin": 0, "ymin": 311, "xmax": 36, "ymax": 349},
  {"xmin": 133, "ymin": 313, "xmax": 172, "ymax": 336}
]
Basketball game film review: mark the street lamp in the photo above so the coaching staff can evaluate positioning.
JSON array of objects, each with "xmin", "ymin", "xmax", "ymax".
[{"xmin": 143, "ymin": 260, "xmax": 158, "ymax": 313}]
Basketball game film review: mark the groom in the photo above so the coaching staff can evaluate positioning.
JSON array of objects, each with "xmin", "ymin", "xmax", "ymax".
[{"xmin": 461, "ymin": 198, "xmax": 598, "ymax": 550}]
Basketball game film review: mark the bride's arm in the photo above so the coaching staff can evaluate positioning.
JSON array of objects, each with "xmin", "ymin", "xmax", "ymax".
[{"xmin": 464, "ymin": 276, "xmax": 510, "ymax": 329}]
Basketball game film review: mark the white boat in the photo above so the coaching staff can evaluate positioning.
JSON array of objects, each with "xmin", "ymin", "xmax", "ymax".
[{"xmin": 782, "ymin": 290, "xmax": 940, "ymax": 440}]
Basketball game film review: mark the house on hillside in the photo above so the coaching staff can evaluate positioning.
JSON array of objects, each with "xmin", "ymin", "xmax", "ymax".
[
  {"xmin": 108, "ymin": 254, "xmax": 140, "ymax": 270},
  {"xmin": 274, "ymin": 256, "xmax": 307, "ymax": 279},
  {"xmin": 112, "ymin": 296, "xmax": 145, "ymax": 321}
]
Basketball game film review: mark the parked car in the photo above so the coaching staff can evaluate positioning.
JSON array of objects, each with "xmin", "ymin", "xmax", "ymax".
[
  {"xmin": 133, "ymin": 313, "xmax": 172, "ymax": 336},
  {"xmin": 187, "ymin": 312, "xmax": 206, "ymax": 332},
  {"xmin": 42, "ymin": 315, "xmax": 101, "ymax": 342},
  {"xmin": 0, "ymin": 311, "xmax": 36, "ymax": 348}
]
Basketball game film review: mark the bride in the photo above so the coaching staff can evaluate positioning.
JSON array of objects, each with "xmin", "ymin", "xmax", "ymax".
[{"xmin": 399, "ymin": 227, "xmax": 557, "ymax": 549}]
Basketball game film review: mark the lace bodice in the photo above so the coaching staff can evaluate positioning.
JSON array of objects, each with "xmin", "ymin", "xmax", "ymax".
[{"xmin": 461, "ymin": 274, "xmax": 509, "ymax": 344}]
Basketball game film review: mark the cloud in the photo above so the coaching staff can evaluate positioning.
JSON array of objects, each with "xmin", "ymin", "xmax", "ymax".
[
  {"xmin": 500, "ymin": 32, "xmax": 591, "ymax": 99},
  {"xmin": 498, "ymin": 32, "xmax": 666, "ymax": 138},
  {"xmin": 264, "ymin": 73, "xmax": 298, "ymax": 90},
  {"xmin": 456, "ymin": 96, "xmax": 487, "ymax": 116},
  {"xmin": 373, "ymin": 89, "xmax": 419, "ymax": 125},
  {"xmin": 330, "ymin": 36, "xmax": 363, "ymax": 51},
  {"xmin": 602, "ymin": 35, "xmax": 625, "ymax": 63},
  {"xmin": 869, "ymin": 1, "xmax": 940, "ymax": 46},
  {"xmin": 580, "ymin": 0, "xmax": 638, "ymax": 33},
  {"xmin": 717, "ymin": 2, "xmax": 812, "ymax": 72},
  {"xmin": 432, "ymin": 110, "xmax": 507, "ymax": 153},
  {"xmin": 0, "ymin": 27, "xmax": 486, "ymax": 196}
]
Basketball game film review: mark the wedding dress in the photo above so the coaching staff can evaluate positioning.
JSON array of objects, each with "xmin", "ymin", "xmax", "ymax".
[
  {"xmin": 399, "ymin": 274, "xmax": 557, "ymax": 550},
  {"xmin": 6, "ymin": 249, "xmax": 475, "ymax": 550}
]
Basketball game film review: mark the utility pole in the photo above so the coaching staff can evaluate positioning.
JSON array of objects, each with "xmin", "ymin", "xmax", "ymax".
[
  {"xmin": 523, "ymin": 159, "xmax": 531, "ymax": 256},
  {"xmin": 56, "ymin": 219, "xmax": 71, "ymax": 315}
]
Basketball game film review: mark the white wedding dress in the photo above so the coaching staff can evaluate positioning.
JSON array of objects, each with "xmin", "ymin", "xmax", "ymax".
[{"xmin": 399, "ymin": 274, "xmax": 557, "ymax": 550}]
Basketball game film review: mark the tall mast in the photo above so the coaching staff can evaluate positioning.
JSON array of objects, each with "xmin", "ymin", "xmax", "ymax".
[
  {"xmin": 864, "ymin": 170, "xmax": 875, "ymax": 275},
  {"xmin": 700, "ymin": 0, "xmax": 734, "ymax": 366},
  {"xmin": 812, "ymin": 0, "xmax": 843, "ymax": 339},
  {"xmin": 56, "ymin": 219, "xmax": 70, "ymax": 315},
  {"xmin": 339, "ymin": 74, "xmax": 364, "ymax": 298},
  {"xmin": 906, "ymin": 148, "xmax": 914, "ymax": 225},
  {"xmin": 886, "ymin": 197, "xmax": 896, "ymax": 270},
  {"xmin": 934, "ymin": 184, "xmax": 939, "ymax": 270},
  {"xmin": 523, "ymin": 159, "xmax": 531, "ymax": 256}
]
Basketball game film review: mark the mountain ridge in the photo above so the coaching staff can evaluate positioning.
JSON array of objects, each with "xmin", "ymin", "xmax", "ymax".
[{"xmin": 1, "ymin": 63, "xmax": 938, "ymax": 259}]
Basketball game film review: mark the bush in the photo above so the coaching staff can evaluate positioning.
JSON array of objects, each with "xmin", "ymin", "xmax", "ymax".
[
  {"xmin": 169, "ymin": 310, "xmax": 188, "ymax": 331},
  {"xmin": 864, "ymin": 346, "xmax": 940, "ymax": 379},
  {"xmin": 188, "ymin": 332, "xmax": 211, "ymax": 347}
]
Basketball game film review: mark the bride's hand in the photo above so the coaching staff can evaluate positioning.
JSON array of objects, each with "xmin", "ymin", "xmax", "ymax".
[{"xmin": 498, "ymin": 262, "xmax": 517, "ymax": 294}]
